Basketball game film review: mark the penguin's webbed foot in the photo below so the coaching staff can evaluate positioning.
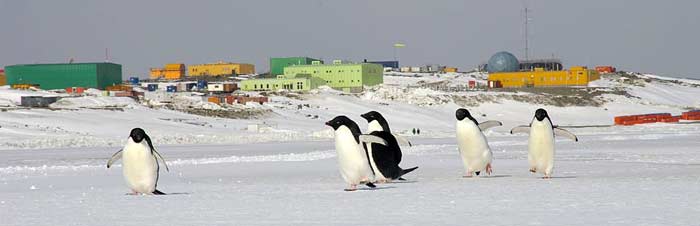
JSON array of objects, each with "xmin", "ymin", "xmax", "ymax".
[
  {"xmin": 463, "ymin": 171, "xmax": 473, "ymax": 178},
  {"xmin": 529, "ymin": 168, "xmax": 536, "ymax": 173},
  {"xmin": 398, "ymin": 177, "xmax": 407, "ymax": 181}
]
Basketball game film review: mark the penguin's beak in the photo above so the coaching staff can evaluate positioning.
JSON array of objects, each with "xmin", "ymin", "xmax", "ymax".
[
  {"xmin": 324, "ymin": 121, "xmax": 331, "ymax": 126},
  {"xmin": 360, "ymin": 113, "xmax": 369, "ymax": 119}
]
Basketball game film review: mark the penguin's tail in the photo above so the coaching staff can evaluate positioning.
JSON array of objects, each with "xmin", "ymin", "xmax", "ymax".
[
  {"xmin": 153, "ymin": 189, "xmax": 166, "ymax": 195},
  {"xmin": 398, "ymin": 166, "xmax": 419, "ymax": 178}
]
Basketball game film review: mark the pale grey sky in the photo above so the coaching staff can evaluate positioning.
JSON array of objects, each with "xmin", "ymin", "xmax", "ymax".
[{"xmin": 2, "ymin": 0, "xmax": 699, "ymax": 79}]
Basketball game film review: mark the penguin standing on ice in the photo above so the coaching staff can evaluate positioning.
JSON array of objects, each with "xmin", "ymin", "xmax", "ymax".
[
  {"xmin": 455, "ymin": 108, "xmax": 502, "ymax": 177},
  {"xmin": 363, "ymin": 130, "xmax": 419, "ymax": 183},
  {"xmin": 107, "ymin": 128, "xmax": 169, "ymax": 195},
  {"xmin": 510, "ymin": 108, "xmax": 578, "ymax": 179},
  {"xmin": 326, "ymin": 116, "xmax": 381, "ymax": 191}
]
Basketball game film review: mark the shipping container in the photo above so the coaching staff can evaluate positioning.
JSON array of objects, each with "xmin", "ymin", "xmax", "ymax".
[
  {"xmin": 166, "ymin": 85, "xmax": 177, "ymax": 93},
  {"xmin": 5, "ymin": 63, "xmax": 122, "ymax": 90},
  {"xmin": 20, "ymin": 96, "xmax": 59, "ymax": 107},
  {"xmin": 468, "ymin": 81, "xmax": 476, "ymax": 88},
  {"xmin": 129, "ymin": 77, "xmax": 140, "ymax": 85},
  {"xmin": 207, "ymin": 96, "xmax": 220, "ymax": 104},
  {"xmin": 147, "ymin": 84, "xmax": 158, "ymax": 92},
  {"xmin": 443, "ymin": 67, "xmax": 458, "ymax": 73},
  {"xmin": 197, "ymin": 80, "xmax": 208, "ymax": 89}
]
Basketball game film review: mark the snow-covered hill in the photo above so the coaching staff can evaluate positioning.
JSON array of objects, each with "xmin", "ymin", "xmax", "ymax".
[{"xmin": 0, "ymin": 72, "xmax": 698, "ymax": 150}]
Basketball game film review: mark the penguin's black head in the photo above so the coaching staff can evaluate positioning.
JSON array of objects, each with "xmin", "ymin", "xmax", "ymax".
[
  {"xmin": 129, "ymin": 128, "xmax": 148, "ymax": 143},
  {"xmin": 325, "ymin": 116, "xmax": 355, "ymax": 131},
  {"xmin": 360, "ymin": 111, "xmax": 382, "ymax": 122},
  {"xmin": 535, "ymin": 108, "xmax": 549, "ymax": 121},
  {"xmin": 455, "ymin": 108, "xmax": 471, "ymax": 121},
  {"xmin": 456, "ymin": 108, "xmax": 479, "ymax": 125}
]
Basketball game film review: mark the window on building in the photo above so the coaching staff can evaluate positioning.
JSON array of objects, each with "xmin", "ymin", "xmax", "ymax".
[
  {"xmin": 254, "ymin": 84, "xmax": 257, "ymax": 89},
  {"xmin": 267, "ymin": 84, "xmax": 270, "ymax": 89}
]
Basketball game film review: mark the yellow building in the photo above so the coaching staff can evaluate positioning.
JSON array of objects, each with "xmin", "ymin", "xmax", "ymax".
[
  {"xmin": 488, "ymin": 66, "xmax": 600, "ymax": 88},
  {"xmin": 149, "ymin": 68, "xmax": 165, "ymax": 79},
  {"xmin": 150, "ymin": 63, "xmax": 186, "ymax": 80},
  {"xmin": 188, "ymin": 61, "xmax": 255, "ymax": 77},
  {"xmin": 164, "ymin": 63, "xmax": 186, "ymax": 80}
]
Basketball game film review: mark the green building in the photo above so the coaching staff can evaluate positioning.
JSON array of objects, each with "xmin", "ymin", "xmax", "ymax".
[
  {"xmin": 243, "ymin": 60, "xmax": 383, "ymax": 93},
  {"xmin": 5, "ymin": 62, "xmax": 122, "ymax": 90},
  {"xmin": 282, "ymin": 60, "xmax": 383, "ymax": 92},
  {"xmin": 269, "ymin": 57, "xmax": 322, "ymax": 76},
  {"xmin": 240, "ymin": 74, "xmax": 326, "ymax": 92}
]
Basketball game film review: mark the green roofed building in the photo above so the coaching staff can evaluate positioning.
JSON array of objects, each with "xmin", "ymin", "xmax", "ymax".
[
  {"xmin": 5, "ymin": 62, "xmax": 122, "ymax": 90},
  {"xmin": 269, "ymin": 57, "xmax": 322, "ymax": 76},
  {"xmin": 242, "ymin": 60, "xmax": 383, "ymax": 93}
]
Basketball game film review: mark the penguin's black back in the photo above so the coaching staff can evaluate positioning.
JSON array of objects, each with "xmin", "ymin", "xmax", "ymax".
[{"xmin": 367, "ymin": 131, "xmax": 403, "ymax": 179}]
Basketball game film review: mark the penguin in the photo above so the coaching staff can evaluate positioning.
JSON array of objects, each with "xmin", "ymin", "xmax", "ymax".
[
  {"xmin": 363, "ymin": 130, "xmax": 419, "ymax": 183},
  {"xmin": 360, "ymin": 111, "xmax": 412, "ymax": 161},
  {"xmin": 510, "ymin": 108, "xmax": 578, "ymax": 179},
  {"xmin": 107, "ymin": 128, "xmax": 169, "ymax": 195},
  {"xmin": 326, "ymin": 116, "xmax": 383, "ymax": 191},
  {"xmin": 455, "ymin": 108, "xmax": 502, "ymax": 177}
]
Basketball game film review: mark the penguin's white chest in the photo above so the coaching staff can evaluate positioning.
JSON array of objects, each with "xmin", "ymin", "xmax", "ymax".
[
  {"xmin": 122, "ymin": 140, "xmax": 158, "ymax": 193},
  {"xmin": 528, "ymin": 121, "xmax": 555, "ymax": 172},
  {"xmin": 456, "ymin": 121, "xmax": 492, "ymax": 171},
  {"xmin": 334, "ymin": 127, "xmax": 373, "ymax": 184},
  {"xmin": 367, "ymin": 120, "xmax": 383, "ymax": 133}
]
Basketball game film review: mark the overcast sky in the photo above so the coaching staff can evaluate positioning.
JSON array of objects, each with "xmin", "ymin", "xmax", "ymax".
[{"xmin": 2, "ymin": 0, "xmax": 699, "ymax": 79}]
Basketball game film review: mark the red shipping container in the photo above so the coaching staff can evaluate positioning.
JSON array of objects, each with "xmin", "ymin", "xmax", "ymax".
[
  {"xmin": 468, "ymin": 81, "xmax": 476, "ymax": 88},
  {"xmin": 225, "ymin": 96, "xmax": 234, "ymax": 104},
  {"xmin": 76, "ymin": 87, "xmax": 85, "ymax": 94}
]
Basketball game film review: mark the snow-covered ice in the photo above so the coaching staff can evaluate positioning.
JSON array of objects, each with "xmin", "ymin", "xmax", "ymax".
[{"xmin": 1, "ymin": 73, "xmax": 700, "ymax": 225}]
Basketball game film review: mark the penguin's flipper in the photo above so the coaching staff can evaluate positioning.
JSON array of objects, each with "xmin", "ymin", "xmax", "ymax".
[
  {"xmin": 152, "ymin": 189, "xmax": 166, "ymax": 195},
  {"xmin": 152, "ymin": 149, "xmax": 170, "ymax": 172},
  {"xmin": 359, "ymin": 135, "xmax": 388, "ymax": 146},
  {"xmin": 554, "ymin": 128, "xmax": 579, "ymax": 142},
  {"xmin": 478, "ymin": 120, "xmax": 503, "ymax": 131},
  {"xmin": 106, "ymin": 149, "xmax": 123, "ymax": 168},
  {"xmin": 392, "ymin": 133, "xmax": 412, "ymax": 147},
  {"xmin": 510, "ymin": 125, "xmax": 531, "ymax": 134},
  {"xmin": 398, "ymin": 166, "xmax": 419, "ymax": 178}
]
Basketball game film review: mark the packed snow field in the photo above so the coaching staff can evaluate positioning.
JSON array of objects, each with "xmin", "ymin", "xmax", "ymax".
[
  {"xmin": 1, "ymin": 126, "xmax": 700, "ymax": 225},
  {"xmin": 1, "ymin": 73, "xmax": 700, "ymax": 225}
]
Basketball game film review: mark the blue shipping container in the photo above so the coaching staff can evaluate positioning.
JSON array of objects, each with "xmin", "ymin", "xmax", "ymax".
[
  {"xmin": 129, "ymin": 77, "xmax": 140, "ymax": 85},
  {"xmin": 166, "ymin": 85, "xmax": 177, "ymax": 93},
  {"xmin": 197, "ymin": 80, "xmax": 208, "ymax": 89},
  {"xmin": 147, "ymin": 84, "xmax": 158, "ymax": 92}
]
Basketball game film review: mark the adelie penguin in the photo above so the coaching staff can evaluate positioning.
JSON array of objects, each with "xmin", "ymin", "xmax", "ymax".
[
  {"xmin": 455, "ymin": 108, "xmax": 502, "ymax": 177},
  {"xmin": 326, "ymin": 116, "xmax": 417, "ymax": 190},
  {"xmin": 107, "ymin": 128, "xmax": 169, "ymax": 195},
  {"xmin": 510, "ymin": 108, "xmax": 578, "ymax": 179},
  {"xmin": 360, "ymin": 111, "xmax": 418, "ymax": 181},
  {"xmin": 360, "ymin": 111, "xmax": 419, "ymax": 182}
]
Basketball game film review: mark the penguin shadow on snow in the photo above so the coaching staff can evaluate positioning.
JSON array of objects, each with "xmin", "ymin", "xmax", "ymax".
[
  {"xmin": 354, "ymin": 186, "xmax": 397, "ymax": 191},
  {"xmin": 124, "ymin": 192, "xmax": 192, "ymax": 196},
  {"xmin": 461, "ymin": 175, "xmax": 513, "ymax": 179}
]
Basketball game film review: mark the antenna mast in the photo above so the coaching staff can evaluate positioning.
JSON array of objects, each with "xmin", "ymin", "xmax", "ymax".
[{"xmin": 524, "ymin": 7, "xmax": 529, "ymax": 62}]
